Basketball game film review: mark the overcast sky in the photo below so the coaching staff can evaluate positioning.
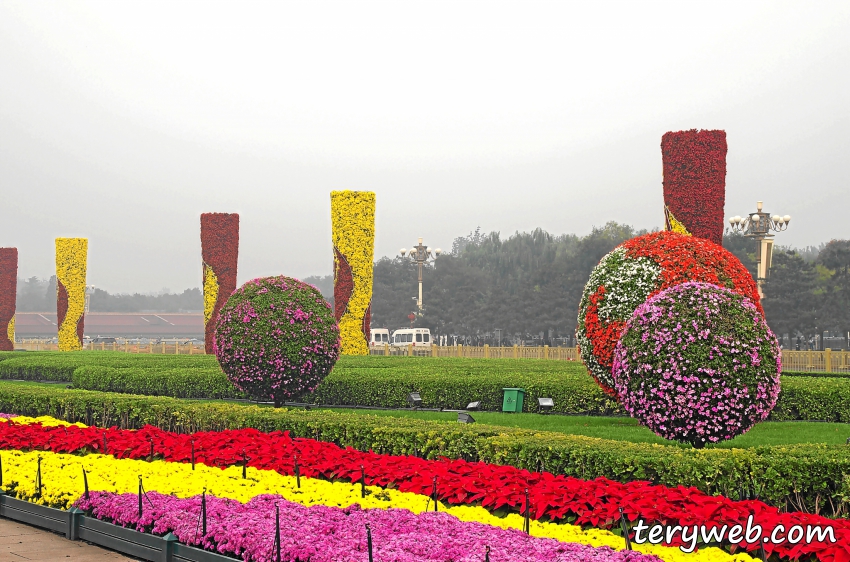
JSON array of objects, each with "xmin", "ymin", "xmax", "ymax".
[{"xmin": 2, "ymin": 1, "xmax": 848, "ymax": 293}]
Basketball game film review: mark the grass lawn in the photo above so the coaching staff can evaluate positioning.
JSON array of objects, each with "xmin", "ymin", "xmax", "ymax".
[
  {"xmin": 322, "ymin": 407, "xmax": 850, "ymax": 448},
  {"xmin": 4, "ymin": 379, "xmax": 847, "ymax": 448}
]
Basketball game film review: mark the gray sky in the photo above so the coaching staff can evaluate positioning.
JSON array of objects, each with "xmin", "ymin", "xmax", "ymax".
[{"xmin": 2, "ymin": 0, "xmax": 848, "ymax": 293}]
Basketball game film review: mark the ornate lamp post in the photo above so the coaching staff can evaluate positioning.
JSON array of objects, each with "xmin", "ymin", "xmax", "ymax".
[
  {"xmin": 399, "ymin": 237, "xmax": 441, "ymax": 314},
  {"xmin": 728, "ymin": 201, "xmax": 790, "ymax": 298}
]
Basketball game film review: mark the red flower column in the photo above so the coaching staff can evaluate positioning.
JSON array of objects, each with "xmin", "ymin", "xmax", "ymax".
[
  {"xmin": 0, "ymin": 248, "xmax": 17, "ymax": 351},
  {"xmin": 201, "ymin": 213, "xmax": 239, "ymax": 354},
  {"xmin": 661, "ymin": 130, "xmax": 727, "ymax": 245}
]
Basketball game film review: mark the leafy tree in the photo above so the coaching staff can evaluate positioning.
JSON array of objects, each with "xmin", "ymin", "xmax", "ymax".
[
  {"xmin": 761, "ymin": 250, "xmax": 819, "ymax": 340},
  {"xmin": 816, "ymin": 240, "xmax": 850, "ymax": 335}
]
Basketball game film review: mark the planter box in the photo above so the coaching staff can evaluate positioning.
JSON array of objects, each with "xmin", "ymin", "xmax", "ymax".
[{"xmin": 0, "ymin": 494, "xmax": 235, "ymax": 562}]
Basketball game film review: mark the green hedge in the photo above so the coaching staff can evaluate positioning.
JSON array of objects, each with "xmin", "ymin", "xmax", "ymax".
[
  {"xmin": 71, "ymin": 366, "xmax": 245, "ymax": 400},
  {"xmin": 0, "ymin": 381, "xmax": 846, "ymax": 516},
  {"xmin": 3, "ymin": 354, "xmax": 850, "ymax": 421},
  {"xmin": 0, "ymin": 352, "xmax": 218, "ymax": 382}
]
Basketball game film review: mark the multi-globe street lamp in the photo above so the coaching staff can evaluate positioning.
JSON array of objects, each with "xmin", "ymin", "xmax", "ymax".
[
  {"xmin": 728, "ymin": 201, "xmax": 791, "ymax": 298},
  {"xmin": 399, "ymin": 237, "xmax": 441, "ymax": 314}
]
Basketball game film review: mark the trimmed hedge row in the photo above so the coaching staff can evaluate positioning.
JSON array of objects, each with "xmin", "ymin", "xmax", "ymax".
[
  {"xmin": 3, "ymin": 354, "xmax": 850, "ymax": 420},
  {"xmin": 0, "ymin": 352, "xmax": 218, "ymax": 382},
  {"xmin": 71, "ymin": 366, "xmax": 246, "ymax": 400},
  {"xmin": 0, "ymin": 382, "xmax": 847, "ymax": 516}
]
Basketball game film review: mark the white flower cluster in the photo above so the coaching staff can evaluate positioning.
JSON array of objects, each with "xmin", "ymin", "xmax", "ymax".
[{"xmin": 595, "ymin": 255, "xmax": 660, "ymax": 320}]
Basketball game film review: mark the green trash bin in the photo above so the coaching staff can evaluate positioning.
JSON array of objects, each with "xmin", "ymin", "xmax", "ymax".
[{"xmin": 502, "ymin": 388, "xmax": 525, "ymax": 413}]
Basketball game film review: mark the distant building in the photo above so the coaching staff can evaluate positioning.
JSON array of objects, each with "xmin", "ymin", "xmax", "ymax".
[{"xmin": 15, "ymin": 312, "xmax": 204, "ymax": 339}]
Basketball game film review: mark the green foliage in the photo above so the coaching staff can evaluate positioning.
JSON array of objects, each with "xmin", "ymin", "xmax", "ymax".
[
  {"xmin": 0, "ymin": 352, "xmax": 218, "ymax": 382},
  {"xmin": 71, "ymin": 365, "xmax": 244, "ymax": 400},
  {"xmin": 0, "ymin": 381, "xmax": 847, "ymax": 516},
  {"xmin": 214, "ymin": 276, "xmax": 340, "ymax": 406},
  {"xmin": 372, "ymin": 222, "xmax": 646, "ymax": 337},
  {"xmin": 2, "ymin": 355, "xmax": 850, "ymax": 422}
]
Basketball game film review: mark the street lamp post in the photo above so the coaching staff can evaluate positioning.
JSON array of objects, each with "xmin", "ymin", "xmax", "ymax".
[
  {"xmin": 728, "ymin": 201, "xmax": 790, "ymax": 298},
  {"xmin": 399, "ymin": 237, "xmax": 441, "ymax": 314}
]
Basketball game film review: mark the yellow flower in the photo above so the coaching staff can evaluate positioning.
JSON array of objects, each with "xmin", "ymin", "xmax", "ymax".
[
  {"xmin": 0, "ymin": 449, "xmax": 753, "ymax": 562},
  {"xmin": 202, "ymin": 263, "xmax": 219, "ymax": 327},
  {"xmin": 665, "ymin": 206, "xmax": 692, "ymax": 236},
  {"xmin": 331, "ymin": 191, "xmax": 375, "ymax": 355},
  {"xmin": 55, "ymin": 238, "xmax": 87, "ymax": 351},
  {"xmin": 0, "ymin": 415, "xmax": 86, "ymax": 428}
]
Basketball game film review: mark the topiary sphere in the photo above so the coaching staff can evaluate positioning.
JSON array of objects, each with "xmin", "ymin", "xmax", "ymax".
[
  {"xmin": 214, "ymin": 276, "xmax": 340, "ymax": 406},
  {"xmin": 576, "ymin": 231, "xmax": 760, "ymax": 396},
  {"xmin": 612, "ymin": 282, "xmax": 780, "ymax": 448}
]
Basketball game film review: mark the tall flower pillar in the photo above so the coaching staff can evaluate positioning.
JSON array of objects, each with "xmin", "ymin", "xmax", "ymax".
[
  {"xmin": 331, "ymin": 191, "xmax": 375, "ymax": 355},
  {"xmin": 201, "ymin": 213, "xmax": 239, "ymax": 354},
  {"xmin": 55, "ymin": 238, "xmax": 87, "ymax": 351},
  {"xmin": 661, "ymin": 130, "xmax": 727, "ymax": 245},
  {"xmin": 0, "ymin": 248, "xmax": 17, "ymax": 351}
]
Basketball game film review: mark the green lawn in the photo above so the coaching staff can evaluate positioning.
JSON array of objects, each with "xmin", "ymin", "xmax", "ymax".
[
  {"xmin": 4, "ymin": 378, "xmax": 847, "ymax": 448},
  {"xmin": 322, "ymin": 407, "xmax": 850, "ymax": 448}
]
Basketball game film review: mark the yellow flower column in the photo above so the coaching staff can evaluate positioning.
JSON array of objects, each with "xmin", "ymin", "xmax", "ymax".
[
  {"xmin": 55, "ymin": 238, "xmax": 87, "ymax": 351},
  {"xmin": 331, "ymin": 191, "xmax": 375, "ymax": 355}
]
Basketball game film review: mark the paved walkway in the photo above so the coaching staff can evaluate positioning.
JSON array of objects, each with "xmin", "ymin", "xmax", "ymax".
[{"xmin": 0, "ymin": 518, "xmax": 132, "ymax": 562}]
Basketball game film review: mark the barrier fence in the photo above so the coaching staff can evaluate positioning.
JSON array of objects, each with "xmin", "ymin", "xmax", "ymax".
[{"xmin": 10, "ymin": 342, "xmax": 850, "ymax": 372}]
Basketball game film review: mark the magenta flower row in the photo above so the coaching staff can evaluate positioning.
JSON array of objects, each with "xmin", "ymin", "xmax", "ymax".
[{"xmin": 74, "ymin": 491, "xmax": 660, "ymax": 562}]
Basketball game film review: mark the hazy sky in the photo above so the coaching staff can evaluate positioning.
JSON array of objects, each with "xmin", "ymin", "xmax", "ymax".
[{"xmin": 2, "ymin": 0, "xmax": 848, "ymax": 293}]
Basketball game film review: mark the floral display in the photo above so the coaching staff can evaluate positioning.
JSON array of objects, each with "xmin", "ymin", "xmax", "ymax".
[
  {"xmin": 75, "ymin": 491, "xmax": 665, "ymax": 562},
  {"xmin": 0, "ymin": 445, "xmax": 752, "ymax": 562},
  {"xmin": 331, "ymin": 191, "xmax": 375, "ymax": 355},
  {"xmin": 201, "ymin": 213, "xmax": 239, "ymax": 354},
  {"xmin": 661, "ymin": 130, "xmax": 727, "ymax": 245},
  {"xmin": 0, "ymin": 248, "xmax": 17, "ymax": 351},
  {"xmin": 0, "ymin": 419, "xmax": 843, "ymax": 562},
  {"xmin": 55, "ymin": 238, "xmax": 87, "ymax": 351},
  {"xmin": 214, "ymin": 276, "xmax": 340, "ymax": 406},
  {"xmin": 576, "ymin": 232, "xmax": 760, "ymax": 395},
  {"xmin": 612, "ymin": 282, "xmax": 781, "ymax": 448}
]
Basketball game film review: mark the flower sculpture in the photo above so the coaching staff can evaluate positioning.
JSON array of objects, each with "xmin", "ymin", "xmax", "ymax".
[
  {"xmin": 55, "ymin": 238, "xmax": 87, "ymax": 351},
  {"xmin": 612, "ymin": 282, "xmax": 781, "ymax": 448},
  {"xmin": 201, "ymin": 213, "xmax": 239, "ymax": 354},
  {"xmin": 214, "ymin": 276, "xmax": 340, "ymax": 406},
  {"xmin": 0, "ymin": 248, "xmax": 17, "ymax": 351},
  {"xmin": 330, "ymin": 191, "xmax": 375, "ymax": 355},
  {"xmin": 576, "ymin": 231, "xmax": 759, "ymax": 395},
  {"xmin": 661, "ymin": 129, "xmax": 727, "ymax": 245}
]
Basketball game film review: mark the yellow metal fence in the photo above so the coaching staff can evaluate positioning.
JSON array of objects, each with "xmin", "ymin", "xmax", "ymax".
[{"xmin": 10, "ymin": 342, "xmax": 850, "ymax": 372}]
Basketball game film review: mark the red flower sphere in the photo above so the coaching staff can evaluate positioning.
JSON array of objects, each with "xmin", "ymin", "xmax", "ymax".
[{"xmin": 576, "ymin": 231, "xmax": 760, "ymax": 395}]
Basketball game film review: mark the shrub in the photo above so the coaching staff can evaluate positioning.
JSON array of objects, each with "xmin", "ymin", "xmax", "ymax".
[
  {"xmin": 215, "ymin": 276, "xmax": 340, "ymax": 406},
  {"xmin": 71, "ymin": 365, "xmax": 244, "ymax": 400},
  {"xmin": 613, "ymin": 282, "xmax": 781, "ymax": 448},
  {"xmin": 577, "ymin": 231, "xmax": 759, "ymax": 396},
  {"xmin": 0, "ymin": 382, "xmax": 847, "ymax": 516}
]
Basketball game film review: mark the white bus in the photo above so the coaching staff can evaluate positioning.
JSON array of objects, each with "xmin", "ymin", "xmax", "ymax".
[
  {"xmin": 390, "ymin": 328, "xmax": 432, "ymax": 348},
  {"xmin": 370, "ymin": 328, "xmax": 390, "ymax": 347}
]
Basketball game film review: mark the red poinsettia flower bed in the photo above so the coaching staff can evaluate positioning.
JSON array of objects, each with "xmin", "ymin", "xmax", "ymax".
[{"xmin": 0, "ymin": 422, "xmax": 846, "ymax": 561}]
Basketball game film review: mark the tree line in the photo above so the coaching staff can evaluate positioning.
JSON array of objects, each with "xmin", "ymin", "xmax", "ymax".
[
  {"xmin": 369, "ymin": 225, "xmax": 850, "ymax": 348},
  {"xmin": 14, "ymin": 227, "xmax": 849, "ymax": 348}
]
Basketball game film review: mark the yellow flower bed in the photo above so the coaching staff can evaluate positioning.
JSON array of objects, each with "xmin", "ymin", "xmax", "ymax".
[
  {"xmin": 0, "ymin": 415, "xmax": 86, "ymax": 428},
  {"xmin": 55, "ymin": 238, "xmax": 87, "ymax": 351},
  {"xmin": 0, "ymin": 449, "xmax": 752, "ymax": 562},
  {"xmin": 330, "ymin": 191, "xmax": 375, "ymax": 355}
]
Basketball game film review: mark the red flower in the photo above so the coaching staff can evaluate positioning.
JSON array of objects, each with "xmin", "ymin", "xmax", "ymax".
[
  {"xmin": 201, "ymin": 213, "xmax": 239, "ymax": 354},
  {"xmin": 0, "ymin": 248, "xmax": 17, "ymax": 351},
  {"xmin": 661, "ymin": 130, "xmax": 727, "ymax": 246}
]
